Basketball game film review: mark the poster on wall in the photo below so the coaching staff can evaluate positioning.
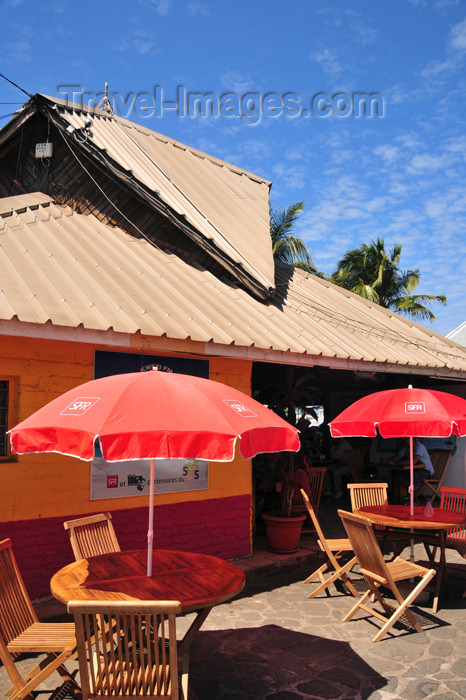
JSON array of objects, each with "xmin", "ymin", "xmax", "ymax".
[{"xmin": 90, "ymin": 457, "xmax": 208, "ymax": 500}]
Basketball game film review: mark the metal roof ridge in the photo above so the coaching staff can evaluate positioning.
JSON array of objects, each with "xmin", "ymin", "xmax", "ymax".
[{"xmin": 38, "ymin": 93, "xmax": 272, "ymax": 187}]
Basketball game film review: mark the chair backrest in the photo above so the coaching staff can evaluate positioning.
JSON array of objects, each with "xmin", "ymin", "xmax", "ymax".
[
  {"xmin": 299, "ymin": 489, "xmax": 332, "ymax": 554},
  {"xmin": 63, "ymin": 512, "xmax": 121, "ymax": 561},
  {"xmin": 440, "ymin": 486, "xmax": 466, "ymax": 547},
  {"xmin": 345, "ymin": 449, "xmax": 366, "ymax": 481},
  {"xmin": 347, "ymin": 483, "xmax": 388, "ymax": 511},
  {"xmin": 338, "ymin": 509, "xmax": 390, "ymax": 583},
  {"xmin": 291, "ymin": 467, "xmax": 326, "ymax": 513},
  {"xmin": 69, "ymin": 599, "xmax": 181, "ymax": 699},
  {"xmin": 0, "ymin": 538, "xmax": 38, "ymax": 655},
  {"xmin": 430, "ymin": 450, "xmax": 452, "ymax": 482}
]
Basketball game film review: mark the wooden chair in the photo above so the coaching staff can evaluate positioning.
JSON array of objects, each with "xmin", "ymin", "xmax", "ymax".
[
  {"xmin": 440, "ymin": 486, "xmax": 466, "ymax": 557},
  {"xmin": 0, "ymin": 538, "xmax": 78, "ymax": 700},
  {"xmin": 300, "ymin": 489, "xmax": 359, "ymax": 599},
  {"xmin": 338, "ymin": 510, "xmax": 436, "ymax": 642},
  {"xmin": 415, "ymin": 450, "xmax": 452, "ymax": 505},
  {"xmin": 347, "ymin": 482, "xmax": 389, "ymax": 511},
  {"xmin": 290, "ymin": 467, "xmax": 326, "ymax": 516},
  {"xmin": 346, "ymin": 482, "xmax": 411, "ymax": 553},
  {"xmin": 69, "ymin": 599, "xmax": 185, "ymax": 699},
  {"xmin": 63, "ymin": 512, "xmax": 120, "ymax": 560}
]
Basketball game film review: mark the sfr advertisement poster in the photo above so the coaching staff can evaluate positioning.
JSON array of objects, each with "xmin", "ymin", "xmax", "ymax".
[{"xmin": 90, "ymin": 457, "xmax": 208, "ymax": 499}]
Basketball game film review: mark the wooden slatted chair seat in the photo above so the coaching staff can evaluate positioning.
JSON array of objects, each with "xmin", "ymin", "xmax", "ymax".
[
  {"xmin": 69, "ymin": 599, "xmax": 186, "ymax": 699},
  {"xmin": 63, "ymin": 512, "xmax": 120, "ymax": 561},
  {"xmin": 0, "ymin": 538, "xmax": 78, "ymax": 700},
  {"xmin": 300, "ymin": 489, "xmax": 359, "ymax": 599},
  {"xmin": 338, "ymin": 510, "xmax": 437, "ymax": 642}
]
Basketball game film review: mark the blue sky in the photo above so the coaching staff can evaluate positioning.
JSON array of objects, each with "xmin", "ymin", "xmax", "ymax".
[{"xmin": 1, "ymin": 0, "xmax": 465, "ymax": 337}]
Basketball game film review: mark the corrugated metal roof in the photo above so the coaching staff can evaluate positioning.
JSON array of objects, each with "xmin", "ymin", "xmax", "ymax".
[
  {"xmin": 2, "ymin": 193, "xmax": 466, "ymax": 376},
  {"xmin": 448, "ymin": 322, "xmax": 466, "ymax": 347},
  {"xmin": 37, "ymin": 95, "xmax": 275, "ymax": 296}
]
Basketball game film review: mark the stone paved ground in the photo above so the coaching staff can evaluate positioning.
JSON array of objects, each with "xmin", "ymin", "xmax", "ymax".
[
  {"xmin": 187, "ymin": 557, "xmax": 466, "ymax": 699},
  {"xmin": 3, "ymin": 544, "xmax": 465, "ymax": 700}
]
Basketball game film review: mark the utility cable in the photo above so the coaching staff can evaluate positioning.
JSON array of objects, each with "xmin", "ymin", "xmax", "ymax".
[
  {"xmin": 110, "ymin": 111, "xmax": 273, "ymax": 289},
  {"xmin": 57, "ymin": 126, "xmax": 166, "ymax": 253},
  {"xmin": 281, "ymin": 282, "xmax": 466, "ymax": 365},
  {"xmin": 0, "ymin": 72, "xmax": 31, "ymax": 98}
]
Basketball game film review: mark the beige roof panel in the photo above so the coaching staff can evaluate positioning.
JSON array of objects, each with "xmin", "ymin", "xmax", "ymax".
[
  {"xmin": 40, "ymin": 95, "xmax": 275, "ymax": 295},
  {"xmin": 1, "ymin": 194, "xmax": 466, "ymax": 376}
]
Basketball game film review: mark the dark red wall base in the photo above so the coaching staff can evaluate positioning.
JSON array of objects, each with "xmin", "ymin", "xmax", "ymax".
[{"xmin": 0, "ymin": 494, "xmax": 251, "ymax": 601}]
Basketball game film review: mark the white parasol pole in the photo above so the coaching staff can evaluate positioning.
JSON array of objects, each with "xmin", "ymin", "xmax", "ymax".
[
  {"xmin": 409, "ymin": 435, "xmax": 414, "ymax": 517},
  {"xmin": 409, "ymin": 435, "xmax": 415, "ymax": 561},
  {"xmin": 147, "ymin": 458, "xmax": 155, "ymax": 577}
]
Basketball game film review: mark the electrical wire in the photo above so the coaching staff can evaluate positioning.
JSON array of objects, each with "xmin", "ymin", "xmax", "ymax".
[
  {"xmin": 110, "ymin": 112, "xmax": 273, "ymax": 289},
  {"xmin": 47, "ymin": 99, "xmax": 272, "ymax": 298},
  {"xmin": 0, "ymin": 72, "xmax": 31, "ymax": 98},
  {"xmin": 280, "ymin": 279, "xmax": 466, "ymax": 366},
  {"xmin": 56, "ymin": 126, "xmax": 166, "ymax": 253}
]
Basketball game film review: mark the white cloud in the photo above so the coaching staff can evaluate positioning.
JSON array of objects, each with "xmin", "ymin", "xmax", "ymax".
[
  {"xmin": 407, "ymin": 153, "xmax": 449, "ymax": 173},
  {"xmin": 220, "ymin": 72, "xmax": 255, "ymax": 94},
  {"xmin": 312, "ymin": 48, "xmax": 343, "ymax": 76},
  {"xmin": 374, "ymin": 144, "xmax": 401, "ymax": 164},
  {"xmin": 271, "ymin": 163, "xmax": 308, "ymax": 191},
  {"xmin": 186, "ymin": 2, "xmax": 210, "ymax": 17},
  {"xmin": 348, "ymin": 18, "xmax": 378, "ymax": 46},
  {"xmin": 450, "ymin": 17, "xmax": 466, "ymax": 52},
  {"xmin": 425, "ymin": 200, "xmax": 445, "ymax": 218},
  {"xmin": 421, "ymin": 58, "xmax": 454, "ymax": 79},
  {"xmin": 113, "ymin": 29, "xmax": 159, "ymax": 56},
  {"xmin": 145, "ymin": 0, "xmax": 172, "ymax": 16},
  {"xmin": 6, "ymin": 39, "xmax": 31, "ymax": 62}
]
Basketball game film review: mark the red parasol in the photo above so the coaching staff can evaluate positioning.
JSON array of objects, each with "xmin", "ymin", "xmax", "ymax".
[
  {"xmin": 329, "ymin": 386, "xmax": 466, "ymax": 515},
  {"xmin": 10, "ymin": 369, "xmax": 300, "ymax": 574}
]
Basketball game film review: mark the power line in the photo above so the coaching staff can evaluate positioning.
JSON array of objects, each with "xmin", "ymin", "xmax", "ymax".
[{"xmin": 0, "ymin": 72, "xmax": 31, "ymax": 98}]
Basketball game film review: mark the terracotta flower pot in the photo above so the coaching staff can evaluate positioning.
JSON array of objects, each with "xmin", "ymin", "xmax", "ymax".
[{"xmin": 261, "ymin": 512, "xmax": 306, "ymax": 553}]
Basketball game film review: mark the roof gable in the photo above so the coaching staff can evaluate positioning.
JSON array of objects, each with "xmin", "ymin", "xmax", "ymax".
[{"xmin": 0, "ymin": 94, "xmax": 274, "ymax": 299}]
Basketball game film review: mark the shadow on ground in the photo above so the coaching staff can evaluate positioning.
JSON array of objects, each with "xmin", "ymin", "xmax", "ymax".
[{"xmin": 189, "ymin": 624, "xmax": 387, "ymax": 700}]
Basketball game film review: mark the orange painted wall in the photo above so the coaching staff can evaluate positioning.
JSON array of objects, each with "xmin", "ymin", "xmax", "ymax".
[{"xmin": 0, "ymin": 334, "xmax": 252, "ymax": 522}]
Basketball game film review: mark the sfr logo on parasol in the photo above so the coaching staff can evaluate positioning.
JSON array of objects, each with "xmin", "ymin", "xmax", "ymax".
[
  {"xmin": 60, "ymin": 397, "xmax": 100, "ymax": 416},
  {"xmin": 223, "ymin": 400, "xmax": 257, "ymax": 418},
  {"xmin": 405, "ymin": 402, "xmax": 425, "ymax": 413}
]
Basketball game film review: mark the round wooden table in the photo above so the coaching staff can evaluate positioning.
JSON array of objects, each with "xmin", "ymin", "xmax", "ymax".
[
  {"xmin": 355, "ymin": 505, "xmax": 466, "ymax": 612},
  {"xmin": 51, "ymin": 549, "xmax": 246, "ymax": 661},
  {"xmin": 51, "ymin": 549, "xmax": 245, "ymax": 611}
]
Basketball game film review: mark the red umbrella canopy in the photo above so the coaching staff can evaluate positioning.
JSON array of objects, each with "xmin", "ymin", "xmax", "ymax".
[
  {"xmin": 9, "ymin": 370, "xmax": 300, "ymax": 462},
  {"xmin": 329, "ymin": 387, "xmax": 466, "ymax": 439}
]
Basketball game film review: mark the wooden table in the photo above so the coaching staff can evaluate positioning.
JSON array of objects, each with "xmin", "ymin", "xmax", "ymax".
[
  {"xmin": 354, "ymin": 505, "xmax": 466, "ymax": 613},
  {"xmin": 51, "ymin": 549, "xmax": 245, "ymax": 697}
]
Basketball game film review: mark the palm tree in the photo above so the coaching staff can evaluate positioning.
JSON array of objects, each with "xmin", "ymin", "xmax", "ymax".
[
  {"xmin": 331, "ymin": 237, "xmax": 446, "ymax": 322},
  {"xmin": 270, "ymin": 201, "xmax": 321, "ymax": 274}
]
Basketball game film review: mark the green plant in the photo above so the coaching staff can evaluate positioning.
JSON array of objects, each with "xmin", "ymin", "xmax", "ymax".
[{"xmin": 253, "ymin": 366, "xmax": 322, "ymax": 517}]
